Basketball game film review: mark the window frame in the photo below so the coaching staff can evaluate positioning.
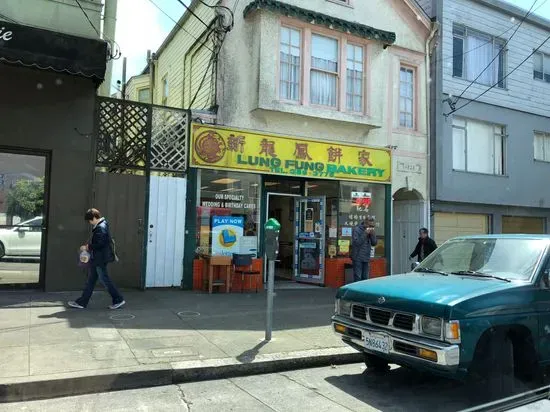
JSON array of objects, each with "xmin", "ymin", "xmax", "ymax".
[
  {"xmin": 137, "ymin": 87, "xmax": 151, "ymax": 103},
  {"xmin": 162, "ymin": 75, "xmax": 169, "ymax": 105},
  {"xmin": 346, "ymin": 42, "xmax": 365, "ymax": 113},
  {"xmin": 533, "ymin": 51, "xmax": 550, "ymax": 83},
  {"xmin": 277, "ymin": 19, "xmax": 369, "ymax": 115},
  {"xmin": 310, "ymin": 32, "xmax": 341, "ymax": 109},
  {"xmin": 452, "ymin": 116, "xmax": 507, "ymax": 176},
  {"xmin": 398, "ymin": 65, "xmax": 416, "ymax": 130},
  {"xmin": 279, "ymin": 25, "xmax": 303, "ymax": 103},
  {"xmin": 452, "ymin": 24, "xmax": 507, "ymax": 89},
  {"xmin": 534, "ymin": 130, "xmax": 550, "ymax": 162}
]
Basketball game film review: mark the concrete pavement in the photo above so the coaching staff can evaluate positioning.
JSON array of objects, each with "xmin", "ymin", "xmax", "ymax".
[
  {"xmin": 0, "ymin": 363, "xmax": 475, "ymax": 411},
  {"xmin": 0, "ymin": 288, "xmax": 362, "ymax": 402}
]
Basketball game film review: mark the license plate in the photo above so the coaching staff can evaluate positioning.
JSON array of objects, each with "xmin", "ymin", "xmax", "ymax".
[{"xmin": 364, "ymin": 331, "xmax": 391, "ymax": 354}]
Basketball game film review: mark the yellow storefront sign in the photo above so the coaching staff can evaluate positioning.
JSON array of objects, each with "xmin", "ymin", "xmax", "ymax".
[{"xmin": 190, "ymin": 124, "xmax": 391, "ymax": 183}]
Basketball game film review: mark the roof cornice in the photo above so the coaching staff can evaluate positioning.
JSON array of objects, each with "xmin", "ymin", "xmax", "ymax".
[{"xmin": 243, "ymin": 0, "xmax": 396, "ymax": 45}]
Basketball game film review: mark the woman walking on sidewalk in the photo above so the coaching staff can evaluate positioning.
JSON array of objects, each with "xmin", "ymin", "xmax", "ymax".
[{"xmin": 68, "ymin": 208, "xmax": 125, "ymax": 310}]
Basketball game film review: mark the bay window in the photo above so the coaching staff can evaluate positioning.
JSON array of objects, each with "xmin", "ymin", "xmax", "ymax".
[
  {"xmin": 452, "ymin": 117, "xmax": 506, "ymax": 175},
  {"xmin": 280, "ymin": 27, "xmax": 301, "ymax": 101},
  {"xmin": 346, "ymin": 44, "xmax": 363, "ymax": 112},
  {"xmin": 278, "ymin": 24, "xmax": 366, "ymax": 113},
  {"xmin": 453, "ymin": 24, "xmax": 506, "ymax": 88},
  {"xmin": 310, "ymin": 34, "xmax": 339, "ymax": 107}
]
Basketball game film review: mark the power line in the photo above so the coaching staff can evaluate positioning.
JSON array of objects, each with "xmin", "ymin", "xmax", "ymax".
[
  {"xmin": 74, "ymin": 0, "xmax": 100, "ymax": 37},
  {"xmin": 454, "ymin": 0, "xmax": 539, "ymax": 101},
  {"xmin": 175, "ymin": 0, "xmax": 209, "ymax": 28},
  {"xmin": 444, "ymin": 32, "xmax": 550, "ymax": 117},
  {"xmin": 437, "ymin": 0, "xmax": 549, "ymax": 65},
  {"xmin": 147, "ymin": 0, "xmax": 214, "ymax": 53}
]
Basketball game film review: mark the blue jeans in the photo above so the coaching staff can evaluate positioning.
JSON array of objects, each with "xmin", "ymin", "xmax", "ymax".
[
  {"xmin": 76, "ymin": 265, "xmax": 124, "ymax": 307},
  {"xmin": 353, "ymin": 260, "xmax": 370, "ymax": 282}
]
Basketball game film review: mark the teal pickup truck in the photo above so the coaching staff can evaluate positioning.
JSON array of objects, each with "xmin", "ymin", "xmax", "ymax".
[{"xmin": 332, "ymin": 235, "xmax": 550, "ymax": 399}]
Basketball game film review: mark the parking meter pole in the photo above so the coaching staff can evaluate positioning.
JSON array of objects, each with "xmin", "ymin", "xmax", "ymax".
[
  {"xmin": 264, "ymin": 218, "xmax": 280, "ymax": 342},
  {"xmin": 265, "ymin": 259, "xmax": 275, "ymax": 341}
]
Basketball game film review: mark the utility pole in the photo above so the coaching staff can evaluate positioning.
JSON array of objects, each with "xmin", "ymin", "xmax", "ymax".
[
  {"xmin": 121, "ymin": 56, "xmax": 127, "ymax": 100},
  {"xmin": 99, "ymin": 0, "xmax": 118, "ymax": 97}
]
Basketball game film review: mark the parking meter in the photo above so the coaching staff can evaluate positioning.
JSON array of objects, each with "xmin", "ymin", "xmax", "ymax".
[
  {"xmin": 264, "ymin": 218, "xmax": 280, "ymax": 261},
  {"xmin": 264, "ymin": 218, "xmax": 280, "ymax": 341}
]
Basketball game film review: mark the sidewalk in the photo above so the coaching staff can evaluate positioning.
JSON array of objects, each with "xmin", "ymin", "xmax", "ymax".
[{"xmin": 0, "ymin": 287, "xmax": 362, "ymax": 402}]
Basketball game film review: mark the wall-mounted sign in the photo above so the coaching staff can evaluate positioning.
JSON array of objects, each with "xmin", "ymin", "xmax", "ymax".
[
  {"xmin": 191, "ymin": 124, "xmax": 392, "ymax": 183},
  {"xmin": 211, "ymin": 216, "xmax": 244, "ymax": 256},
  {"xmin": 351, "ymin": 191, "xmax": 372, "ymax": 209}
]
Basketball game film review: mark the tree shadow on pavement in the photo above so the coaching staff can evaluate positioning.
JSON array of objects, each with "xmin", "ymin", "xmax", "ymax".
[{"xmin": 325, "ymin": 366, "xmax": 475, "ymax": 411}]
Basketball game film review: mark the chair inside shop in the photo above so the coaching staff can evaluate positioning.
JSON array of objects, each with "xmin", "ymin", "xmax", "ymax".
[{"xmin": 232, "ymin": 253, "xmax": 261, "ymax": 293}]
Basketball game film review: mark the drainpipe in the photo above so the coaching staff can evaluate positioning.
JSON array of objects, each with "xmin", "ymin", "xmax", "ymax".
[
  {"xmin": 425, "ymin": 21, "xmax": 439, "ymax": 232},
  {"xmin": 99, "ymin": 0, "xmax": 118, "ymax": 97}
]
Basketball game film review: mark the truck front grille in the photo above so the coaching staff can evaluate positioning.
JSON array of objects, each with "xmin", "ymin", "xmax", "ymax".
[
  {"xmin": 352, "ymin": 305, "xmax": 367, "ymax": 320},
  {"xmin": 393, "ymin": 313, "xmax": 415, "ymax": 331},
  {"xmin": 369, "ymin": 308, "xmax": 391, "ymax": 325}
]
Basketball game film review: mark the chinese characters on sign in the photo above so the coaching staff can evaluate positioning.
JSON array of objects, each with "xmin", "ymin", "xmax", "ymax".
[{"xmin": 191, "ymin": 124, "xmax": 391, "ymax": 183}]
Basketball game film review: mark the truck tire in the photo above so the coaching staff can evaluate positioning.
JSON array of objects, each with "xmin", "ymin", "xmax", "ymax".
[
  {"xmin": 470, "ymin": 331, "xmax": 515, "ymax": 401},
  {"xmin": 364, "ymin": 353, "xmax": 390, "ymax": 373}
]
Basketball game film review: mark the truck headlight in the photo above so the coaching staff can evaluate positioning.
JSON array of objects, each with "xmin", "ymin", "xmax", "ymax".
[
  {"xmin": 335, "ymin": 299, "xmax": 352, "ymax": 316},
  {"xmin": 444, "ymin": 320, "xmax": 461, "ymax": 344},
  {"xmin": 421, "ymin": 316, "xmax": 442, "ymax": 337}
]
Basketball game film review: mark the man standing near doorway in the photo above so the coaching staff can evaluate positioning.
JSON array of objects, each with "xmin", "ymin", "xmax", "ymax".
[
  {"xmin": 351, "ymin": 217, "xmax": 377, "ymax": 282},
  {"xmin": 409, "ymin": 228, "xmax": 437, "ymax": 263},
  {"xmin": 68, "ymin": 208, "xmax": 125, "ymax": 310}
]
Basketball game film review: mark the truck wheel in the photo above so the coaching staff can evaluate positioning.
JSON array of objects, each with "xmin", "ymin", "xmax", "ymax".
[
  {"xmin": 364, "ymin": 353, "xmax": 390, "ymax": 373},
  {"xmin": 470, "ymin": 332, "xmax": 515, "ymax": 401},
  {"xmin": 486, "ymin": 334, "xmax": 515, "ymax": 398}
]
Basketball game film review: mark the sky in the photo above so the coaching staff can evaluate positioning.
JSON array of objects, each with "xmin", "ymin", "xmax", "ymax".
[{"xmin": 111, "ymin": 0, "xmax": 550, "ymax": 90}]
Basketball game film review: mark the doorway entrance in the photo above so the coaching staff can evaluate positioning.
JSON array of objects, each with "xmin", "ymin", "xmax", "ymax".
[
  {"xmin": 0, "ymin": 149, "xmax": 49, "ymax": 288},
  {"xmin": 265, "ymin": 191, "xmax": 326, "ymax": 286}
]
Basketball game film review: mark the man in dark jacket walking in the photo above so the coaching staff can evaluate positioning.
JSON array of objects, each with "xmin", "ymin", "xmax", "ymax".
[
  {"xmin": 409, "ymin": 228, "xmax": 437, "ymax": 263},
  {"xmin": 351, "ymin": 217, "xmax": 377, "ymax": 282},
  {"xmin": 69, "ymin": 208, "xmax": 125, "ymax": 309}
]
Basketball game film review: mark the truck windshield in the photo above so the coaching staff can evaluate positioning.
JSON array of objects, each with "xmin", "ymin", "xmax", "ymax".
[{"xmin": 415, "ymin": 238, "xmax": 548, "ymax": 281}]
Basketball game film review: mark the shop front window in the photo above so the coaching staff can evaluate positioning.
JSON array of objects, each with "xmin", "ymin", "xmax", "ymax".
[
  {"xmin": 197, "ymin": 170, "xmax": 260, "ymax": 257},
  {"xmin": 306, "ymin": 180, "xmax": 339, "ymax": 258},
  {"xmin": 338, "ymin": 182, "xmax": 386, "ymax": 258}
]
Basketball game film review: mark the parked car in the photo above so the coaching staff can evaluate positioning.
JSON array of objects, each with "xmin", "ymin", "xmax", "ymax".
[
  {"xmin": 0, "ymin": 217, "xmax": 43, "ymax": 259},
  {"xmin": 332, "ymin": 235, "xmax": 550, "ymax": 400}
]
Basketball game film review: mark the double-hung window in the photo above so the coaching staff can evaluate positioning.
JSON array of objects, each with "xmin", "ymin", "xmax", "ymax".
[
  {"xmin": 278, "ymin": 24, "xmax": 365, "ymax": 113},
  {"xmin": 452, "ymin": 117, "xmax": 506, "ymax": 175},
  {"xmin": 453, "ymin": 24, "xmax": 506, "ymax": 88},
  {"xmin": 534, "ymin": 131, "xmax": 550, "ymax": 162},
  {"xmin": 346, "ymin": 44, "xmax": 363, "ymax": 112},
  {"xmin": 280, "ymin": 27, "xmax": 301, "ymax": 101},
  {"xmin": 533, "ymin": 52, "xmax": 550, "ymax": 82},
  {"xmin": 310, "ymin": 34, "xmax": 339, "ymax": 107},
  {"xmin": 399, "ymin": 66, "xmax": 414, "ymax": 128}
]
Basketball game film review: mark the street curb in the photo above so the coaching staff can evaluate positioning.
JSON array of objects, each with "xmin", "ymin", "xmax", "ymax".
[{"xmin": 0, "ymin": 348, "xmax": 363, "ymax": 403}]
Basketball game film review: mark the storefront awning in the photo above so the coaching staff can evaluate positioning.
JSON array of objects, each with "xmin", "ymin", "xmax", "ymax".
[
  {"xmin": 0, "ymin": 21, "xmax": 108, "ymax": 83},
  {"xmin": 243, "ymin": 0, "xmax": 396, "ymax": 46}
]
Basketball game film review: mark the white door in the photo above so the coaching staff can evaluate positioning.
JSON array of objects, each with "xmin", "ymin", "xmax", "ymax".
[
  {"xmin": 393, "ymin": 200, "xmax": 424, "ymax": 274},
  {"xmin": 145, "ymin": 176, "xmax": 187, "ymax": 287}
]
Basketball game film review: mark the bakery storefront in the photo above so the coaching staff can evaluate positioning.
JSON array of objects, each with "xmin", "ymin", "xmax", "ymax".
[{"xmin": 184, "ymin": 124, "xmax": 392, "ymax": 291}]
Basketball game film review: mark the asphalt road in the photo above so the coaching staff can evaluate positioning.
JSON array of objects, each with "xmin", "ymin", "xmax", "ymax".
[
  {"xmin": 0, "ymin": 363, "xmax": 476, "ymax": 412},
  {"xmin": 0, "ymin": 261, "xmax": 39, "ymax": 284}
]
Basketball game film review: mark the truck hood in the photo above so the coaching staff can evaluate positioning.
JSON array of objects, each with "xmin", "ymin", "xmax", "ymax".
[{"xmin": 337, "ymin": 273, "xmax": 519, "ymax": 318}]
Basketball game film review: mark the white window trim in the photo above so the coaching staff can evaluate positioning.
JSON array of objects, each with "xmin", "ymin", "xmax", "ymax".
[
  {"xmin": 452, "ymin": 24, "xmax": 507, "ymax": 89},
  {"xmin": 534, "ymin": 130, "xmax": 550, "ymax": 162},
  {"xmin": 399, "ymin": 65, "xmax": 416, "ymax": 130},
  {"xmin": 452, "ymin": 117, "xmax": 507, "ymax": 176},
  {"xmin": 279, "ymin": 26, "xmax": 303, "ymax": 103},
  {"xmin": 533, "ymin": 51, "xmax": 550, "ymax": 83}
]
